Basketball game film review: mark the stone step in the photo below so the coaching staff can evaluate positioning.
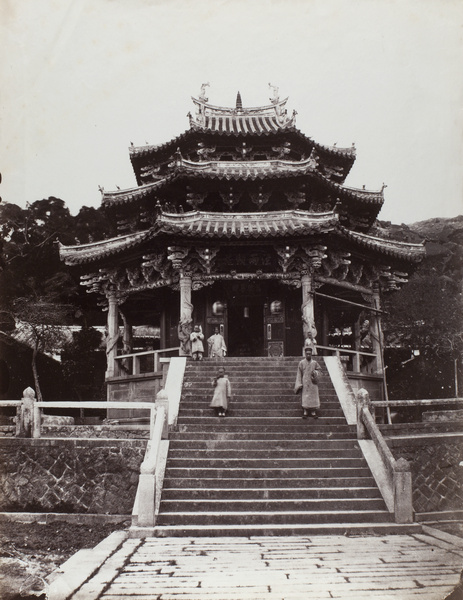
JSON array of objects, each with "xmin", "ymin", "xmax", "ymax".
[
  {"xmin": 169, "ymin": 432, "xmax": 356, "ymax": 444},
  {"xmin": 164, "ymin": 466, "xmax": 372, "ymax": 479},
  {"xmin": 168, "ymin": 439, "xmax": 361, "ymax": 450},
  {"xmin": 160, "ymin": 486, "xmax": 383, "ymax": 500},
  {"xmin": 159, "ymin": 497, "xmax": 387, "ymax": 513},
  {"xmin": 184, "ymin": 372, "xmax": 331, "ymax": 380},
  {"xmin": 156, "ymin": 510, "xmax": 394, "ymax": 526},
  {"xmin": 177, "ymin": 416, "xmax": 348, "ymax": 425},
  {"xmin": 162, "ymin": 476, "xmax": 378, "ymax": 489},
  {"xmin": 178, "ymin": 408, "xmax": 344, "ymax": 418},
  {"xmin": 166, "ymin": 456, "xmax": 367, "ymax": 469},
  {"xmin": 148, "ymin": 522, "xmax": 421, "ymax": 537},
  {"xmin": 167, "ymin": 448, "xmax": 363, "ymax": 459},
  {"xmin": 174, "ymin": 424, "xmax": 356, "ymax": 435}
]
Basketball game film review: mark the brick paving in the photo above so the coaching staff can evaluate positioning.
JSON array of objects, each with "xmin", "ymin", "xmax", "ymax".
[{"xmin": 63, "ymin": 531, "xmax": 463, "ymax": 600}]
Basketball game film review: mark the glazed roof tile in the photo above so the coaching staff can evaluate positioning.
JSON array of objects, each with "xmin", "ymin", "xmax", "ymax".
[{"xmin": 59, "ymin": 209, "xmax": 424, "ymax": 266}]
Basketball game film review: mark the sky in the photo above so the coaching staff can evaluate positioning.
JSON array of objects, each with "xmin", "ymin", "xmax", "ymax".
[{"xmin": 1, "ymin": 0, "xmax": 462, "ymax": 225}]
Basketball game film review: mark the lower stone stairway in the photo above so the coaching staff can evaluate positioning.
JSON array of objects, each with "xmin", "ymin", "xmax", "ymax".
[{"xmin": 155, "ymin": 357, "xmax": 404, "ymax": 536}]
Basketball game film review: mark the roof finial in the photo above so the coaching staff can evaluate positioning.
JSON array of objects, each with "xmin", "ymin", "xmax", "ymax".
[
  {"xmin": 236, "ymin": 91, "xmax": 243, "ymax": 111},
  {"xmin": 268, "ymin": 83, "xmax": 279, "ymax": 104},
  {"xmin": 199, "ymin": 82, "xmax": 210, "ymax": 102}
]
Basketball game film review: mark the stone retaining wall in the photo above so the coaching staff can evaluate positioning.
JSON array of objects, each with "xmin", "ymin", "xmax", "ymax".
[
  {"xmin": 387, "ymin": 434, "xmax": 463, "ymax": 514},
  {"xmin": 0, "ymin": 438, "xmax": 146, "ymax": 514}
]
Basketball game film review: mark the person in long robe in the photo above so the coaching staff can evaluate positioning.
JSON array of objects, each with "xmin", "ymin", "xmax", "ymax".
[
  {"xmin": 294, "ymin": 345, "xmax": 322, "ymax": 419},
  {"xmin": 210, "ymin": 366, "xmax": 231, "ymax": 417},
  {"xmin": 190, "ymin": 325, "xmax": 204, "ymax": 360},
  {"xmin": 207, "ymin": 327, "xmax": 227, "ymax": 358}
]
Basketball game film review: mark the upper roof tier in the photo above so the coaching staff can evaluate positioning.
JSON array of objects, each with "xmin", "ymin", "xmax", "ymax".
[
  {"xmin": 189, "ymin": 90, "xmax": 296, "ymax": 133},
  {"xmin": 128, "ymin": 86, "xmax": 357, "ymax": 186}
]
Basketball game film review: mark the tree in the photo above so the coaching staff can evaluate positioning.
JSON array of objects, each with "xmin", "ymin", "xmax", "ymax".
[
  {"xmin": 61, "ymin": 326, "xmax": 105, "ymax": 402},
  {"xmin": 12, "ymin": 295, "xmax": 74, "ymax": 402}
]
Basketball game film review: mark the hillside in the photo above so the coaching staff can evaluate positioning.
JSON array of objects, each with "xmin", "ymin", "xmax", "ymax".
[{"xmin": 378, "ymin": 215, "xmax": 463, "ymax": 401}]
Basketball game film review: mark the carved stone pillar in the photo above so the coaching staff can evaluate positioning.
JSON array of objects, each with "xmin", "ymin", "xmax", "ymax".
[
  {"xmin": 370, "ymin": 285, "xmax": 385, "ymax": 374},
  {"xmin": 105, "ymin": 288, "xmax": 120, "ymax": 379},
  {"xmin": 301, "ymin": 272, "xmax": 317, "ymax": 350},
  {"xmin": 178, "ymin": 274, "xmax": 193, "ymax": 356}
]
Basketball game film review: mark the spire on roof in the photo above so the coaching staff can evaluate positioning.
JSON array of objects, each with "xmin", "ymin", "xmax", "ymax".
[{"xmin": 236, "ymin": 91, "xmax": 243, "ymax": 111}]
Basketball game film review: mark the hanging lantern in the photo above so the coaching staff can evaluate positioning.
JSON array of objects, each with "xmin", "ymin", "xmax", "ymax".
[
  {"xmin": 270, "ymin": 300, "xmax": 282, "ymax": 314},
  {"xmin": 212, "ymin": 301, "xmax": 224, "ymax": 316}
]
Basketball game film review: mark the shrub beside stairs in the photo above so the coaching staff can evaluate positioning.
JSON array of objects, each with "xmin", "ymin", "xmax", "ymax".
[{"xmin": 154, "ymin": 357, "xmax": 418, "ymax": 536}]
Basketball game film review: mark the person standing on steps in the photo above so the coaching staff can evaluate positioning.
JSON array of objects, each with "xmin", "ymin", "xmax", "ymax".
[
  {"xmin": 190, "ymin": 324, "xmax": 204, "ymax": 361},
  {"xmin": 210, "ymin": 366, "xmax": 231, "ymax": 417},
  {"xmin": 294, "ymin": 345, "xmax": 322, "ymax": 419},
  {"xmin": 207, "ymin": 326, "xmax": 227, "ymax": 358}
]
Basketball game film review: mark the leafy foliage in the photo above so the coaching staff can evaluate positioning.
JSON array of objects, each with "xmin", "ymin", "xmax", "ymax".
[
  {"xmin": 381, "ymin": 216, "xmax": 463, "ymax": 399},
  {"xmin": 61, "ymin": 326, "xmax": 105, "ymax": 402}
]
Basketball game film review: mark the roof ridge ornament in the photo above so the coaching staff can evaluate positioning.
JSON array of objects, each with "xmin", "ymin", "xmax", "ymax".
[
  {"xmin": 236, "ymin": 91, "xmax": 243, "ymax": 112},
  {"xmin": 199, "ymin": 82, "xmax": 210, "ymax": 102},
  {"xmin": 268, "ymin": 83, "xmax": 279, "ymax": 105}
]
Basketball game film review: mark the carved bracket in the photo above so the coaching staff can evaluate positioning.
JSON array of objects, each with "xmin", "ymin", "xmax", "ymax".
[
  {"xmin": 250, "ymin": 186, "xmax": 271, "ymax": 209},
  {"xmin": 220, "ymin": 187, "xmax": 242, "ymax": 210},
  {"xmin": 167, "ymin": 246, "xmax": 191, "ymax": 272},
  {"xmin": 275, "ymin": 245, "xmax": 298, "ymax": 273},
  {"xmin": 302, "ymin": 245, "xmax": 328, "ymax": 270}
]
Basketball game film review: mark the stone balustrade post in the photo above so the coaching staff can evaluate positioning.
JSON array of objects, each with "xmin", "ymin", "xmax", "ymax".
[
  {"xmin": 155, "ymin": 388, "xmax": 169, "ymax": 439},
  {"xmin": 356, "ymin": 388, "xmax": 370, "ymax": 440},
  {"xmin": 393, "ymin": 457, "xmax": 414, "ymax": 523},
  {"xmin": 33, "ymin": 404, "xmax": 41, "ymax": 438},
  {"xmin": 18, "ymin": 387, "xmax": 36, "ymax": 438}
]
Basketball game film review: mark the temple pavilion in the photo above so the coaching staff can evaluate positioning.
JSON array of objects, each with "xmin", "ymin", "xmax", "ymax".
[{"xmin": 59, "ymin": 85, "xmax": 425, "ymax": 385}]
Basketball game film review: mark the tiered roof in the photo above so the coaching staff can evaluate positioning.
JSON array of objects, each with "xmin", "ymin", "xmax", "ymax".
[{"xmin": 59, "ymin": 86, "xmax": 425, "ymax": 280}]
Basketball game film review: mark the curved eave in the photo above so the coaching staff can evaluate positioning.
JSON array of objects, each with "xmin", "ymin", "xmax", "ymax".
[
  {"xmin": 103, "ymin": 162, "xmax": 383, "ymax": 210},
  {"xmin": 59, "ymin": 209, "xmax": 426, "ymax": 267},
  {"xmin": 59, "ymin": 210, "xmax": 340, "ymax": 265},
  {"xmin": 129, "ymin": 127, "xmax": 356, "ymax": 166},
  {"xmin": 58, "ymin": 230, "xmax": 152, "ymax": 266},
  {"xmin": 155, "ymin": 209, "xmax": 339, "ymax": 239},
  {"xmin": 339, "ymin": 226, "xmax": 426, "ymax": 263}
]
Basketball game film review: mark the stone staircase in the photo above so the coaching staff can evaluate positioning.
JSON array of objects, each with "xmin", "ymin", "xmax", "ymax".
[{"xmin": 155, "ymin": 357, "xmax": 404, "ymax": 536}]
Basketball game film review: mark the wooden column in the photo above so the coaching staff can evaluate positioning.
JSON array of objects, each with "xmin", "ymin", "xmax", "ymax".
[
  {"xmin": 370, "ymin": 285, "xmax": 385, "ymax": 374},
  {"xmin": 301, "ymin": 272, "xmax": 317, "ymax": 349},
  {"xmin": 178, "ymin": 274, "xmax": 193, "ymax": 356},
  {"xmin": 105, "ymin": 289, "xmax": 119, "ymax": 378}
]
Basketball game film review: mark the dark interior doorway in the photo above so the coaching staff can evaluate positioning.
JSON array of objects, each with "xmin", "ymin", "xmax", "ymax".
[{"xmin": 227, "ymin": 303, "xmax": 264, "ymax": 356}]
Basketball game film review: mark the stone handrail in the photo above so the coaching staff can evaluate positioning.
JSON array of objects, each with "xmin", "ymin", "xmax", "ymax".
[
  {"xmin": 135, "ymin": 404, "xmax": 167, "ymax": 528},
  {"xmin": 114, "ymin": 346, "xmax": 180, "ymax": 377},
  {"xmin": 356, "ymin": 389, "xmax": 413, "ymax": 523},
  {"xmin": 33, "ymin": 401, "xmax": 158, "ymax": 439}
]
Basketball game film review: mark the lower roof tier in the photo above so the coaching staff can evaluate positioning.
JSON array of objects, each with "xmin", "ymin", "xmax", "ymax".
[{"xmin": 59, "ymin": 209, "xmax": 425, "ymax": 267}]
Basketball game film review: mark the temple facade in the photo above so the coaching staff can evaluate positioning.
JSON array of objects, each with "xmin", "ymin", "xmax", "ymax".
[{"xmin": 60, "ymin": 85, "xmax": 425, "ymax": 382}]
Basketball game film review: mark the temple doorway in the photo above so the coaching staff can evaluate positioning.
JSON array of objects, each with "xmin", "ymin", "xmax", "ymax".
[{"xmin": 228, "ymin": 302, "xmax": 264, "ymax": 356}]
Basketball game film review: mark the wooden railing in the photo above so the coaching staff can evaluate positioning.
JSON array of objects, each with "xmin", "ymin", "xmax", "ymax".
[
  {"xmin": 315, "ymin": 344, "xmax": 377, "ymax": 373},
  {"xmin": 113, "ymin": 347, "xmax": 180, "ymax": 377}
]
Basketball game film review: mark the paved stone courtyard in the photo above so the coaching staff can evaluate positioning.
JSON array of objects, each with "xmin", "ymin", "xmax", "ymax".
[{"xmin": 53, "ymin": 530, "xmax": 463, "ymax": 600}]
